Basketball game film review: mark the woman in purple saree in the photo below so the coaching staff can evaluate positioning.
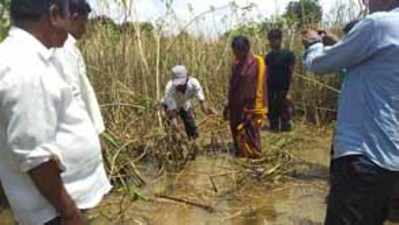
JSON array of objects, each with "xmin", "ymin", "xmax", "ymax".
[{"xmin": 224, "ymin": 36, "xmax": 268, "ymax": 158}]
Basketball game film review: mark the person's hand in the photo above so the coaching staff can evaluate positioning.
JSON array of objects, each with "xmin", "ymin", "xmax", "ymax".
[
  {"xmin": 302, "ymin": 29, "xmax": 322, "ymax": 48},
  {"xmin": 206, "ymin": 107, "xmax": 217, "ymax": 116},
  {"xmin": 61, "ymin": 206, "xmax": 84, "ymax": 225},
  {"xmin": 200, "ymin": 102, "xmax": 216, "ymax": 116},
  {"xmin": 171, "ymin": 118, "xmax": 181, "ymax": 131},
  {"xmin": 244, "ymin": 112, "xmax": 253, "ymax": 122},
  {"xmin": 318, "ymin": 30, "xmax": 340, "ymax": 46}
]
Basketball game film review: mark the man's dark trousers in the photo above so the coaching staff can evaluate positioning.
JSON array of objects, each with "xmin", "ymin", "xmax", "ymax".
[{"xmin": 325, "ymin": 155, "xmax": 399, "ymax": 225}]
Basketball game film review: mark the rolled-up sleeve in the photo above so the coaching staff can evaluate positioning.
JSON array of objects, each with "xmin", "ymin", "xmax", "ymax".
[
  {"xmin": 304, "ymin": 18, "xmax": 381, "ymax": 74},
  {"xmin": 1, "ymin": 69, "xmax": 66, "ymax": 172}
]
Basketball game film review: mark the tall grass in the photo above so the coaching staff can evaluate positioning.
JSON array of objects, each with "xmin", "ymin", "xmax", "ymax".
[
  {"xmin": 78, "ymin": 1, "xmax": 363, "ymax": 187},
  {"xmin": 0, "ymin": 0, "xmax": 363, "ymax": 214},
  {"xmin": 80, "ymin": 23, "xmax": 336, "ymax": 186},
  {"xmin": 82, "ymin": 23, "xmax": 341, "ymax": 131}
]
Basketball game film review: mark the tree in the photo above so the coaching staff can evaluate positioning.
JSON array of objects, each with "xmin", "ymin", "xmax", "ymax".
[
  {"xmin": 0, "ymin": 0, "xmax": 10, "ymax": 40},
  {"xmin": 223, "ymin": 22, "xmax": 264, "ymax": 38},
  {"xmin": 285, "ymin": 0, "xmax": 322, "ymax": 27},
  {"xmin": 222, "ymin": 16, "xmax": 286, "ymax": 39},
  {"xmin": 119, "ymin": 21, "xmax": 155, "ymax": 34}
]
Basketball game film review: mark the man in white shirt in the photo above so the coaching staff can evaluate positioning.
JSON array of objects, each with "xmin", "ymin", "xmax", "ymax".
[
  {"xmin": 161, "ymin": 65, "xmax": 214, "ymax": 139},
  {"xmin": 54, "ymin": 0, "xmax": 105, "ymax": 135},
  {"xmin": 0, "ymin": 1, "xmax": 111, "ymax": 225}
]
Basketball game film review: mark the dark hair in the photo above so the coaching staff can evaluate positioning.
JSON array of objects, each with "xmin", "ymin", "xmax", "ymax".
[
  {"xmin": 68, "ymin": 0, "xmax": 91, "ymax": 16},
  {"xmin": 343, "ymin": 19, "xmax": 360, "ymax": 34},
  {"xmin": 231, "ymin": 35, "xmax": 250, "ymax": 51},
  {"xmin": 268, "ymin": 28, "xmax": 283, "ymax": 40},
  {"xmin": 10, "ymin": 0, "xmax": 68, "ymax": 23}
]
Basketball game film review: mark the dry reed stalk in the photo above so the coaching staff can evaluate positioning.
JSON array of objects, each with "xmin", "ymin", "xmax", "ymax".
[
  {"xmin": 77, "ymin": 1, "xmax": 357, "ymax": 201},
  {"xmin": 155, "ymin": 194, "xmax": 215, "ymax": 213}
]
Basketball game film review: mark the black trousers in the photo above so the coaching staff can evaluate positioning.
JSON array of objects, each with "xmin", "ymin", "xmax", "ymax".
[
  {"xmin": 268, "ymin": 89, "xmax": 291, "ymax": 131},
  {"xmin": 163, "ymin": 105, "xmax": 199, "ymax": 139},
  {"xmin": 325, "ymin": 155, "xmax": 399, "ymax": 225},
  {"xmin": 178, "ymin": 108, "xmax": 199, "ymax": 139}
]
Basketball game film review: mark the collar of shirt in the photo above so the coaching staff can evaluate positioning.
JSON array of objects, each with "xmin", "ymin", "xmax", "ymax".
[
  {"xmin": 65, "ymin": 34, "xmax": 77, "ymax": 47},
  {"xmin": 8, "ymin": 26, "xmax": 55, "ymax": 62},
  {"xmin": 171, "ymin": 78, "xmax": 196, "ymax": 97}
]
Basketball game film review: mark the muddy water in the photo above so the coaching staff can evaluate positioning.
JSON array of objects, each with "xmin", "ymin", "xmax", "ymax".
[
  {"xmin": 93, "ymin": 145, "xmax": 331, "ymax": 225},
  {"xmin": 0, "ymin": 147, "xmax": 398, "ymax": 225},
  {"xmin": 80, "ymin": 152, "xmax": 328, "ymax": 225}
]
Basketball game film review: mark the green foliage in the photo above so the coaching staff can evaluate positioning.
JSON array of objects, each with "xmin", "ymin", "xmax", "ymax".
[
  {"xmin": 223, "ymin": 21, "xmax": 265, "ymax": 38},
  {"xmin": 285, "ymin": 0, "xmax": 322, "ymax": 27},
  {"xmin": 223, "ymin": 16, "xmax": 286, "ymax": 40},
  {"xmin": 119, "ymin": 21, "xmax": 155, "ymax": 34},
  {"xmin": 88, "ymin": 16, "xmax": 156, "ymax": 39},
  {"xmin": 262, "ymin": 17, "xmax": 286, "ymax": 32},
  {"xmin": 0, "ymin": 0, "xmax": 10, "ymax": 40}
]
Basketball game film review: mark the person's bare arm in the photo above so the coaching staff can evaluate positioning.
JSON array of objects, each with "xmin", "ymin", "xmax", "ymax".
[
  {"xmin": 166, "ymin": 109, "xmax": 182, "ymax": 133},
  {"xmin": 29, "ymin": 161, "xmax": 84, "ymax": 225}
]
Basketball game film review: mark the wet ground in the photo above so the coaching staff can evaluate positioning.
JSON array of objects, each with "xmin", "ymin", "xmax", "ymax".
[
  {"xmin": 1, "ymin": 125, "xmax": 399, "ymax": 225},
  {"xmin": 72, "ymin": 151, "xmax": 329, "ymax": 225}
]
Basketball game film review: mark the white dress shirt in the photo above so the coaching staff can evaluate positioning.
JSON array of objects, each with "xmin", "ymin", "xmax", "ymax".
[
  {"xmin": 54, "ymin": 35, "xmax": 105, "ymax": 134},
  {"xmin": 0, "ymin": 27, "xmax": 112, "ymax": 225},
  {"xmin": 161, "ymin": 77, "xmax": 205, "ymax": 111}
]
